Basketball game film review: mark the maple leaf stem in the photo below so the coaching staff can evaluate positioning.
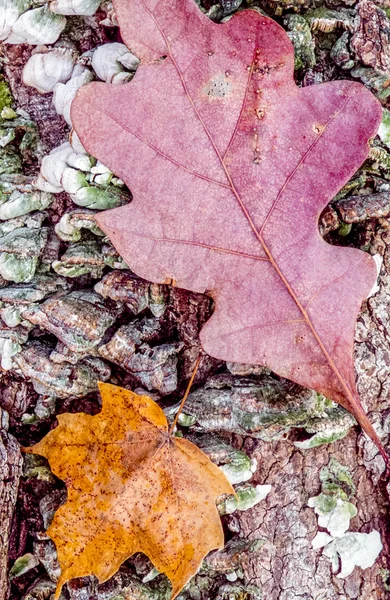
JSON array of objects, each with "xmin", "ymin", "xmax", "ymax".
[{"xmin": 169, "ymin": 355, "xmax": 201, "ymax": 434}]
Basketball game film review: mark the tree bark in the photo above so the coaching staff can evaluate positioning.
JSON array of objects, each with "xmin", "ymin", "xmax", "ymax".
[
  {"xmin": 0, "ymin": 408, "xmax": 22, "ymax": 600},
  {"xmin": 1, "ymin": 4, "xmax": 390, "ymax": 600}
]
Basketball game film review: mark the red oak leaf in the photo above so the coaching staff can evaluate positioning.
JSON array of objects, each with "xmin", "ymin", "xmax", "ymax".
[{"xmin": 72, "ymin": 0, "xmax": 387, "ymax": 460}]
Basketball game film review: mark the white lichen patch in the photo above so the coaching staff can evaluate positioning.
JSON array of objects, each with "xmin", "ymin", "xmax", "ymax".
[
  {"xmin": 49, "ymin": 0, "xmax": 101, "ymax": 16},
  {"xmin": 91, "ymin": 42, "xmax": 139, "ymax": 83},
  {"xmin": 1, "ymin": 0, "xmax": 102, "ymax": 45},
  {"xmin": 53, "ymin": 64, "xmax": 94, "ymax": 126},
  {"xmin": 320, "ymin": 531, "xmax": 383, "ymax": 578},
  {"xmin": 367, "ymin": 254, "xmax": 383, "ymax": 298},
  {"xmin": 309, "ymin": 460, "xmax": 383, "ymax": 578},
  {"xmin": 23, "ymin": 46, "xmax": 77, "ymax": 94},
  {"xmin": 308, "ymin": 494, "xmax": 357, "ymax": 537},
  {"xmin": 5, "ymin": 6, "xmax": 66, "ymax": 45},
  {"xmin": 378, "ymin": 108, "xmax": 390, "ymax": 150},
  {"xmin": 0, "ymin": 0, "xmax": 31, "ymax": 42},
  {"xmin": 311, "ymin": 531, "xmax": 333, "ymax": 549}
]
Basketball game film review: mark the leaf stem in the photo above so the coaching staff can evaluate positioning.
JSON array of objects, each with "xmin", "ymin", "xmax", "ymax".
[{"xmin": 169, "ymin": 355, "xmax": 201, "ymax": 434}]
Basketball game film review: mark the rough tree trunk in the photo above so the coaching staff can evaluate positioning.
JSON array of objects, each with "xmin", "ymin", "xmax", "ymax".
[
  {"xmin": 0, "ymin": 408, "xmax": 22, "ymax": 600},
  {"xmin": 1, "ymin": 2, "xmax": 390, "ymax": 600}
]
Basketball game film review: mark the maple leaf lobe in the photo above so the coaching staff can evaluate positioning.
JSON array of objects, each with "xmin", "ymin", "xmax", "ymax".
[{"xmin": 72, "ymin": 0, "xmax": 387, "ymax": 457}]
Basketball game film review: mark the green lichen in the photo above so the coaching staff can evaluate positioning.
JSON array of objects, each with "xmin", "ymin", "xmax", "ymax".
[
  {"xmin": 0, "ymin": 79, "xmax": 12, "ymax": 113},
  {"xmin": 218, "ymin": 483, "xmax": 271, "ymax": 515},
  {"xmin": 0, "ymin": 254, "xmax": 38, "ymax": 282},
  {"xmin": 1, "ymin": 305, "xmax": 22, "ymax": 327},
  {"xmin": 52, "ymin": 240, "xmax": 107, "ymax": 278},
  {"xmin": 378, "ymin": 108, "xmax": 390, "ymax": 150},
  {"xmin": 69, "ymin": 172, "xmax": 130, "ymax": 210},
  {"xmin": 0, "ymin": 190, "xmax": 53, "ymax": 220},
  {"xmin": 351, "ymin": 66, "xmax": 390, "ymax": 101},
  {"xmin": 330, "ymin": 32, "xmax": 354, "ymax": 70},
  {"xmin": 305, "ymin": 7, "xmax": 353, "ymax": 32},
  {"xmin": 321, "ymin": 457, "xmax": 355, "ymax": 495},
  {"xmin": 23, "ymin": 453, "xmax": 55, "ymax": 483},
  {"xmin": 215, "ymin": 584, "xmax": 262, "ymax": 600},
  {"xmin": 0, "ymin": 148, "xmax": 22, "ymax": 175},
  {"xmin": 284, "ymin": 15, "xmax": 316, "ymax": 70},
  {"xmin": 55, "ymin": 210, "xmax": 104, "ymax": 242},
  {"xmin": 0, "ymin": 227, "xmax": 48, "ymax": 282},
  {"xmin": 21, "ymin": 413, "xmax": 40, "ymax": 425},
  {"xmin": 192, "ymin": 436, "xmax": 256, "ymax": 485},
  {"xmin": 309, "ymin": 459, "xmax": 357, "ymax": 538},
  {"xmin": 219, "ymin": 451, "xmax": 254, "ymax": 485},
  {"xmin": 9, "ymin": 554, "xmax": 39, "ymax": 579},
  {"xmin": 178, "ymin": 413, "xmax": 198, "ymax": 427},
  {"xmin": 1, "ymin": 107, "xmax": 17, "ymax": 120},
  {"xmin": 368, "ymin": 144, "xmax": 390, "ymax": 176},
  {"xmin": 310, "ymin": 492, "xmax": 339, "ymax": 514},
  {"xmin": 0, "ymin": 111, "xmax": 38, "ymax": 177},
  {"xmin": 309, "ymin": 492, "xmax": 357, "ymax": 537},
  {"xmin": 380, "ymin": 569, "xmax": 390, "ymax": 592},
  {"xmin": 337, "ymin": 222, "xmax": 352, "ymax": 237},
  {"xmin": 294, "ymin": 427, "xmax": 350, "ymax": 449},
  {"xmin": 177, "ymin": 374, "xmax": 354, "ymax": 444},
  {"xmin": 310, "ymin": 461, "xmax": 381, "ymax": 577},
  {"xmin": 334, "ymin": 173, "xmax": 367, "ymax": 201}
]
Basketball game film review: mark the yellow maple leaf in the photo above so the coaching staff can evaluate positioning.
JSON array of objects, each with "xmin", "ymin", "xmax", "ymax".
[{"xmin": 24, "ymin": 382, "xmax": 234, "ymax": 599}]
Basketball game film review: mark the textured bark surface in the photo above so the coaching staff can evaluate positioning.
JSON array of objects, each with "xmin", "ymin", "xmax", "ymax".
[
  {"xmin": 239, "ymin": 437, "xmax": 389, "ymax": 599},
  {"xmin": 1, "ymin": 2, "xmax": 390, "ymax": 600},
  {"xmin": 235, "ymin": 241, "xmax": 390, "ymax": 600},
  {"xmin": 0, "ymin": 409, "xmax": 22, "ymax": 600},
  {"xmin": 235, "ymin": 251, "xmax": 390, "ymax": 599}
]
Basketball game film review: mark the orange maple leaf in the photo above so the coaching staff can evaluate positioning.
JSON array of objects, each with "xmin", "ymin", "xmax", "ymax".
[{"xmin": 24, "ymin": 382, "xmax": 234, "ymax": 598}]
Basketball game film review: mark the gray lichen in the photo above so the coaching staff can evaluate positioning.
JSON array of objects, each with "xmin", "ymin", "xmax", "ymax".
[
  {"xmin": 21, "ymin": 290, "xmax": 121, "ymax": 355},
  {"xmin": 52, "ymin": 240, "xmax": 126, "ymax": 278},
  {"xmin": 171, "ymin": 373, "xmax": 354, "ymax": 442},
  {"xmin": 95, "ymin": 270, "xmax": 169, "ymax": 317},
  {"xmin": 14, "ymin": 341, "xmax": 110, "ymax": 398},
  {"xmin": 55, "ymin": 208, "xmax": 104, "ymax": 241}
]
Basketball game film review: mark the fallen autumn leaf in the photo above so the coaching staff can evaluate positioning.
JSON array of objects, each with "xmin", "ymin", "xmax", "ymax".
[
  {"xmin": 24, "ymin": 382, "xmax": 234, "ymax": 599},
  {"xmin": 72, "ymin": 0, "xmax": 388, "ymax": 460}
]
